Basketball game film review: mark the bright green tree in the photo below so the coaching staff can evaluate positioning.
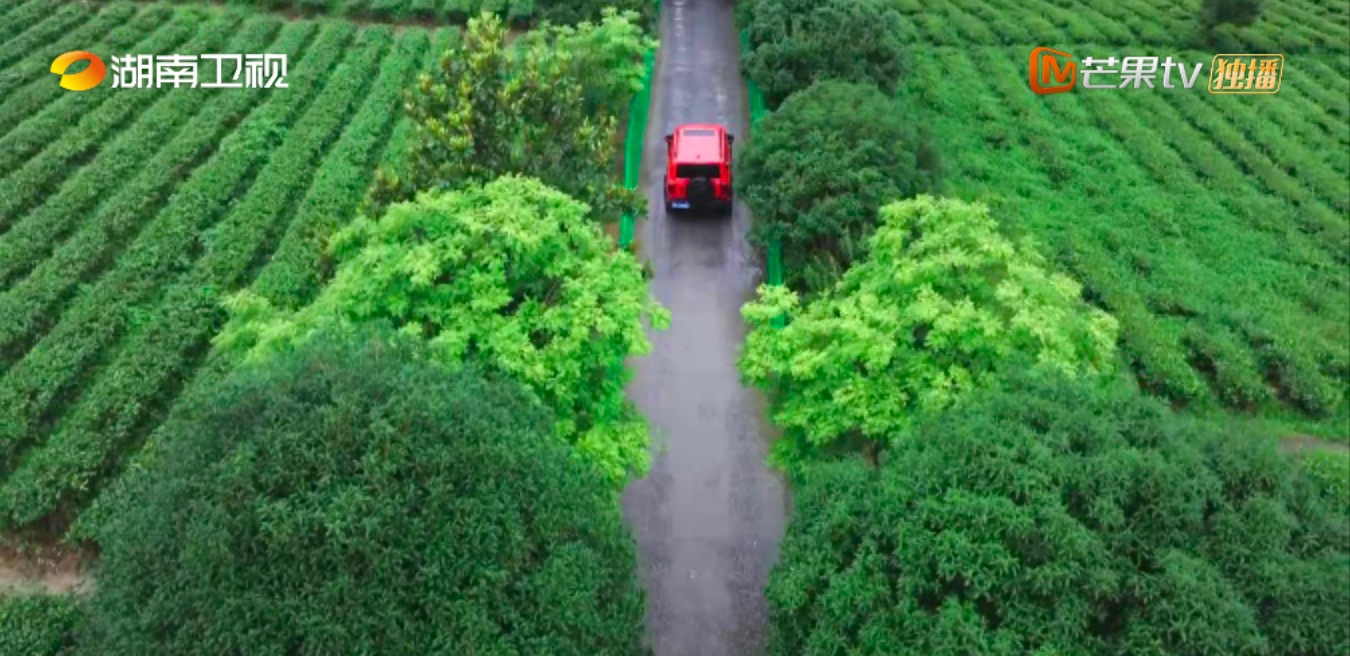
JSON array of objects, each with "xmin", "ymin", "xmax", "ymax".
[
  {"xmin": 367, "ymin": 9, "xmax": 655, "ymax": 221},
  {"xmin": 739, "ymin": 195, "xmax": 1118, "ymax": 469},
  {"xmin": 741, "ymin": 0, "xmax": 906, "ymax": 109},
  {"xmin": 767, "ymin": 371, "xmax": 1350, "ymax": 655},
  {"xmin": 79, "ymin": 325, "xmax": 648, "ymax": 655},
  {"xmin": 738, "ymin": 80, "xmax": 941, "ymax": 294},
  {"xmin": 219, "ymin": 176, "xmax": 669, "ymax": 483}
]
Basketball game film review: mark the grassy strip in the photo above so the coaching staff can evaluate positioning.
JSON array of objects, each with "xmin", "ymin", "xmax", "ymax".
[
  {"xmin": 0, "ymin": 15, "xmax": 287, "ymax": 285},
  {"xmin": 0, "ymin": 21, "xmax": 316, "ymax": 290},
  {"xmin": 0, "ymin": 4, "xmax": 173, "ymax": 138},
  {"xmin": 252, "ymin": 29, "xmax": 429, "ymax": 309},
  {"xmin": 0, "ymin": 22, "xmax": 355, "ymax": 467},
  {"xmin": 0, "ymin": 27, "xmax": 398, "ymax": 529},
  {"xmin": 0, "ymin": 4, "xmax": 92, "ymax": 71},
  {"xmin": 0, "ymin": 3, "xmax": 140, "ymax": 100},
  {"xmin": 0, "ymin": 11, "xmax": 249, "ymax": 234},
  {"xmin": 0, "ymin": 9, "xmax": 197, "ymax": 173}
]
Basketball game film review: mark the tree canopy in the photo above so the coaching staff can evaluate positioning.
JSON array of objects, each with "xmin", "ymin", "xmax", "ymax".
[
  {"xmin": 737, "ymin": 80, "xmax": 941, "ymax": 294},
  {"xmin": 218, "ymin": 176, "xmax": 668, "ymax": 483},
  {"xmin": 739, "ymin": 195, "xmax": 1118, "ymax": 469},
  {"xmin": 741, "ymin": 0, "xmax": 907, "ymax": 109},
  {"xmin": 367, "ymin": 10, "xmax": 655, "ymax": 221},
  {"xmin": 767, "ymin": 371, "xmax": 1350, "ymax": 656},
  {"xmin": 79, "ymin": 325, "xmax": 648, "ymax": 655}
]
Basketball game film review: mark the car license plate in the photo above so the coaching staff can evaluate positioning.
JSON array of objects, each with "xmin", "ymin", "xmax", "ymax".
[{"xmin": 672, "ymin": 201, "xmax": 690, "ymax": 209}]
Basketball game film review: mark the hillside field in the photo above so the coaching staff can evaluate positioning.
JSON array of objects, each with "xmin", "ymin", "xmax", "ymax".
[
  {"xmin": 0, "ymin": 0, "xmax": 465, "ymax": 536},
  {"xmin": 891, "ymin": 0, "xmax": 1350, "ymax": 438}
]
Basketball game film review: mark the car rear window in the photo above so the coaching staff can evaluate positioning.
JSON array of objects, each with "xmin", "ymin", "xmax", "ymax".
[
  {"xmin": 676, "ymin": 164, "xmax": 721, "ymax": 178},
  {"xmin": 682, "ymin": 129, "xmax": 717, "ymax": 136}
]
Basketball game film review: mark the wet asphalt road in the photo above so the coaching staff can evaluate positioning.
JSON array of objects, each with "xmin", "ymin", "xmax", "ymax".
[{"xmin": 620, "ymin": 1, "xmax": 789, "ymax": 655}]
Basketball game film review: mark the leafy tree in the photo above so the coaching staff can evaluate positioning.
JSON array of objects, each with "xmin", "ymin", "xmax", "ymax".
[
  {"xmin": 738, "ymin": 80, "xmax": 940, "ymax": 294},
  {"xmin": 219, "ymin": 176, "xmax": 669, "ymax": 483},
  {"xmin": 79, "ymin": 325, "xmax": 648, "ymax": 655},
  {"xmin": 766, "ymin": 371, "xmax": 1350, "ymax": 656},
  {"xmin": 741, "ymin": 0, "xmax": 906, "ymax": 110},
  {"xmin": 367, "ymin": 9, "xmax": 655, "ymax": 220},
  {"xmin": 739, "ymin": 195, "xmax": 1118, "ymax": 469}
]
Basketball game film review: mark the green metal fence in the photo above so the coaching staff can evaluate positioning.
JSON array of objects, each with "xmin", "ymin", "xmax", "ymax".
[
  {"xmin": 619, "ymin": 17, "xmax": 658, "ymax": 249},
  {"xmin": 740, "ymin": 29, "xmax": 784, "ymax": 328}
]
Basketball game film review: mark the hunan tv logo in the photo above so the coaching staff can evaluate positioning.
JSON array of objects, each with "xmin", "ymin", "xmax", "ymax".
[
  {"xmin": 1028, "ymin": 47, "xmax": 1283, "ymax": 94},
  {"xmin": 49, "ymin": 50, "xmax": 289, "ymax": 90},
  {"xmin": 50, "ymin": 50, "xmax": 106, "ymax": 91}
]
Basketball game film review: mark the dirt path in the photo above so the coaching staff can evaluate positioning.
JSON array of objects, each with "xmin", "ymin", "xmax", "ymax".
[
  {"xmin": 620, "ymin": 1, "xmax": 789, "ymax": 655},
  {"xmin": 0, "ymin": 541, "xmax": 92, "ymax": 596}
]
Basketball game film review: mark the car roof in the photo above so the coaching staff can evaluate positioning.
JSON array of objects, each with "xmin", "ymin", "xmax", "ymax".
[{"xmin": 673, "ymin": 124, "xmax": 725, "ymax": 163}]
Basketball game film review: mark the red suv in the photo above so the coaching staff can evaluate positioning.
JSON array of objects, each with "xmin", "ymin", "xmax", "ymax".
[{"xmin": 664, "ymin": 123, "xmax": 734, "ymax": 215}]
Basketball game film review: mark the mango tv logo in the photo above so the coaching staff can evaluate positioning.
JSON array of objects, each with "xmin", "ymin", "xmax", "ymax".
[
  {"xmin": 50, "ymin": 51, "xmax": 106, "ymax": 91},
  {"xmin": 1029, "ymin": 46, "xmax": 1075, "ymax": 95}
]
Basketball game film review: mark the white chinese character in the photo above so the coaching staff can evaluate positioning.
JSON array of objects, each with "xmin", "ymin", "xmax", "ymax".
[
  {"xmin": 200, "ymin": 54, "xmax": 243, "ymax": 88},
  {"xmin": 1079, "ymin": 56, "xmax": 1119, "ymax": 89},
  {"xmin": 264, "ymin": 54, "xmax": 287, "ymax": 88},
  {"xmin": 1118, "ymin": 56, "xmax": 1158, "ymax": 88},
  {"xmin": 111, "ymin": 54, "xmax": 154, "ymax": 88},
  {"xmin": 156, "ymin": 54, "xmax": 198, "ymax": 88},
  {"xmin": 244, "ymin": 54, "xmax": 287, "ymax": 88}
]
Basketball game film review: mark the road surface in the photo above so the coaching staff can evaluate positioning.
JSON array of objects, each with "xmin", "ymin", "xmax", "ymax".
[{"xmin": 621, "ymin": 1, "xmax": 789, "ymax": 655}]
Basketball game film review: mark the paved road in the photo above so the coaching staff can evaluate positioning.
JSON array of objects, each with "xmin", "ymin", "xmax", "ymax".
[{"xmin": 621, "ymin": 1, "xmax": 789, "ymax": 655}]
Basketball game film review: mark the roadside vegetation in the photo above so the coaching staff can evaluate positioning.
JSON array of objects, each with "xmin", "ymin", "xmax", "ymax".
[{"xmin": 737, "ymin": 0, "xmax": 1349, "ymax": 651}]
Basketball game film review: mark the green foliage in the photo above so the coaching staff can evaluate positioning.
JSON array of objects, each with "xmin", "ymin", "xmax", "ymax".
[
  {"xmin": 367, "ymin": 10, "xmax": 655, "ymax": 221},
  {"xmin": 741, "ymin": 0, "xmax": 906, "ymax": 110},
  {"xmin": 738, "ymin": 80, "xmax": 941, "ymax": 294},
  {"xmin": 897, "ymin": 40, "xmax": 1348, "ymax": 435},
  {"xmin": 767, "ymin": 372, "xmax": 1350, "ymax": 656},
  {"xmin": 219, "ymin": 176, "xmax": 669, "ymax": 483},
  {"xmin": 0, "ymin": 27, "xmax": 418, "ymax": 530},
  {"xmin": 78, "ymin": 325, "xmax": 647, "ymax": 655},
  {"xmin": 739, "ymin": 196, "xmax": 1119, "ymax": 468},
  {"xmin": 1201, "ymin": 0, "xmax": 1267, "ymax": 29},
  {"xmin": 177, "ymin": 0, "xmax": 656, "ymax": 29},
  {"xmin": 1300, "ymin": 447, "xmax": 1350, "ymax": 510},
  {"xmin": 0, "ymin": 594, "xmax": 81, "ymax": 656}
]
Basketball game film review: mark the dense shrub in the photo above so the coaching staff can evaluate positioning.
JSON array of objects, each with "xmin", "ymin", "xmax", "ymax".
[
  {"xmin": 368, "ymin": 10, "xmax": 654, "ymax": 221},
  {"xmin": 78, "ymin": 325, "xmax": 647, "ymax": 655},
  {"xmin": 1201, "ymin": 0, "xmax": 1267, "ymax": 28},
  {"xmin": 0, "ymin": 594, "xmax": 80, "ymax": 656},
  {"xmin": 739, "ymin": 196, "xmax": 1118, "ymax": 470},
  {"xmin": 767, "ymin": 371, "xmax": 1350, "ymax": 656},
  {"xmin": 737, "ymin": 80, "xmax": 940, "ymax": 294},
  {"xmin": 219, "ymin": 175, "xmax": 669, "ymax": 483},
  {"xmin": 741, "ymin": 0, "xmax": 905, "ymax": 109}
]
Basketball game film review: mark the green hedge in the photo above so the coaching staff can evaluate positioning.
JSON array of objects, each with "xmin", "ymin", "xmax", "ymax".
[
  {"xmin": 78, "ymin": 325, "xmax": 647, "ymax": 655},
  {"xmin": 767, "ymin": 371, "xmax": 1350, "ymax": 655}
]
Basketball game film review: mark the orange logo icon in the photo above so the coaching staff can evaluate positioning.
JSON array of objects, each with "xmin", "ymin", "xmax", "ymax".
[
  {"xmin": 1029, "ymin": 47, "xmax": 1075, "ymax": 95},
  {"xmin": 50, "ymin": 51, "xmax": 106, "ymax": 91}
]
